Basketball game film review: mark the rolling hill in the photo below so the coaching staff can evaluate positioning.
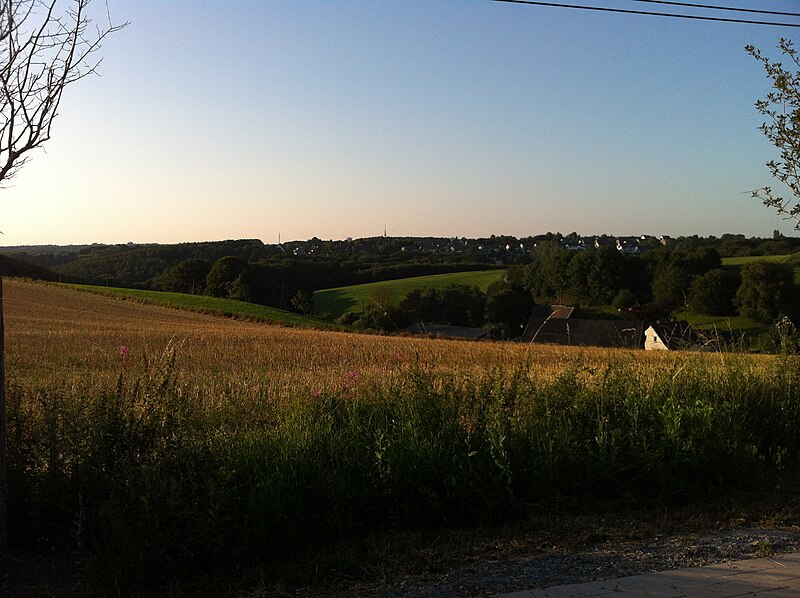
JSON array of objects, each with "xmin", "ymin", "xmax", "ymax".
[
  {"xmin": 65, "ymin": 283, "xmax": 337, "ymax": 328},
  {"xmin": 313, "ymin": 269, "xmax": 507, "ymax": 318}
]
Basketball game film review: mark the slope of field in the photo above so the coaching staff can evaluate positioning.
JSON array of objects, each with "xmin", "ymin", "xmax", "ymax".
[
  {"xmin": 5, "ymin": 278, "xmax": 570, "ymax": 388},
  {"xmin": 722, "ymin": 253, "xmax": 800, "ymax": 283},
  {"xmin": 721, "ymin": 254, "xmax": 799, "ymax": 266},
  {"xmin": 313, "ymin": 269, "xmax": 507, "ymax": 318},
  {"xmin": 65, "ymin": 283, "xmax": 334, "ymax": 328},
  {"xmin": 8, "ymin": 279, "xmax": 800, "ymax": 595}
]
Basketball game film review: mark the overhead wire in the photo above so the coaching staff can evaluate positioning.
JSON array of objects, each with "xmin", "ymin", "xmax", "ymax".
[
  {"xmin": 492, "ymin": 0, "xmax": 800, "ymax": 27},
  {"xmin": 632, "ymin": 0, "xmax": 800, "ymax": 18}
]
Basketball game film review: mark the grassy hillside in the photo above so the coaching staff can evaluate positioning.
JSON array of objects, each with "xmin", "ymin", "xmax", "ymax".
[
  {"xmin": 722, "ymin": 253, "xmax": 800, "ymax": 283},
  {"xmin": 313, "ymin": 269, "xmax": 507, "ymax": 318},
  {"xmin": 0, "ymin": 252, "xmax": 62, "ymax": 281},
  {"xmin": 7, "ymin": 279, "xmax": 800, "ymax": 594},
  {"xmin": 721, "ymin": 254, "xmax": 799, "ymax": 266},
  {"xmin": 66, "ymin": 283, "xmax": 336, "ymax": 328}
]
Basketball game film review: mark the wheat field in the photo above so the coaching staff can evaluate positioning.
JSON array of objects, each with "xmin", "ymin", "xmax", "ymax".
[
  {"xmin": 7, "ymin": 279, "xmax": 690, "ymax": 393},
  {"xmin": 6, "ymin": 278, "xmax": 798, "ymax": 590}
]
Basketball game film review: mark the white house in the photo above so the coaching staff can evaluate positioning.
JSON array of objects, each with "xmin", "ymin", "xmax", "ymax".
[
  {"xmin": 644, "ymin": 322, "xmax": 694, "ymax": 351},
  {"xmin": 644, "ymin": 325, "xmax": 670, "ymax": 351}
]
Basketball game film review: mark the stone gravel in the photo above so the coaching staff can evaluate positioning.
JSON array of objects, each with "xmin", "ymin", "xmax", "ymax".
[{"xmin": 338, "ymin": 527, "xmax": 800, "ymax": 598}]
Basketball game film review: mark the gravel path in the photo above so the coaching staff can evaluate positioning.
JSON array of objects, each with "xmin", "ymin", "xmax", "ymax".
[
  {"xmin": 7, "ymin": 518, "xmax": 800, "ymax": 597},
  {"xmin": 338, "ymin": 527, "xmax": 800, "ymax": 598}
]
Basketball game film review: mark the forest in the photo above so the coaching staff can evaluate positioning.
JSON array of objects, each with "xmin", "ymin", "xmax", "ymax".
[{"xmin": 2, "ymin": 233, "xmax": 799, "ymax": 335}]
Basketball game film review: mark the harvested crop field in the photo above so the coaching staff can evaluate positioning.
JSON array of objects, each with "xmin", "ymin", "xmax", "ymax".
[
  {"xmin": 7, "ymin": 279, "xmax": 672, "ymax": 393},
  {"xmin": 5, "ymin": 279, "xmax": 800, "ymax": 594}
]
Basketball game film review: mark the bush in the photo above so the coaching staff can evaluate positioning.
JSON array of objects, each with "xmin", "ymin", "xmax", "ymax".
[
  {"xmin": 611, "ymin": 288, "xmax": 638, "ymax": 310},
  {"xmin": 688, "ymin": 268, "xmax": 739, "ymax": 316}
]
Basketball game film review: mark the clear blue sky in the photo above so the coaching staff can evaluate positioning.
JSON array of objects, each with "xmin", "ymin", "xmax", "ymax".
[{"xmin": 2, "ymin": 0, "xmax": 799, "ymax": 245}]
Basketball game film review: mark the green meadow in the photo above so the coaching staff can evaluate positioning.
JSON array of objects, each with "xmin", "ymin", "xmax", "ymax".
[
  {"xmin": 66, "ymin": 283, "xmax": 335, "ymax": 328},
  {"xmin": 721, "ymin": 254, "xmax": 800, "ymax": 267},
  {"xmin": 313, "ymin": 269, "xmax": 507, "ymax": 318},
  {"xmin": 722, "ymin": 253, "xmax": 800, "ymax": 283}
]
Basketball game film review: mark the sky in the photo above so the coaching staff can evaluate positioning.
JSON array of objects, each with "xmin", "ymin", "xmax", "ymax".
[{"xmin": 2, "ymin": 0, "xmax": 800, "ymax": 245}]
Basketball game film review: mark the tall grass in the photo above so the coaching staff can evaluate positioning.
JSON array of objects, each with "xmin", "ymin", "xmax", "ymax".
[
  {"xmin": 7, "ymin": 280, "xmax": 800, "ymax": 589},
  {"xmin": 8, "ymin": 348, "xmax": 800, "ymax": 588}
]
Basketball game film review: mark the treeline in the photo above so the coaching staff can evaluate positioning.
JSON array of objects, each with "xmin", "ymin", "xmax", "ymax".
[
  {"xmin": 154, "ymin": 256, "xmax": 499, "ymax": 311},
  {"xmin": 3, "ymin": 233, "xmax": 799, "ymax": 322},
  {"xmin": 2, "ymin": 239, "xmax": 501, "ymax": 310},
  {"xmin": 524, "ymin": 241, "xmax": 800, "ymax": 325},
  {"xmin": 15, "ymin": 239, "xmax": 276, "ymax": 285},
  {"xmin": 0, "ymin": 253, "xmax": 62, "ymax": 281},
  {"xmin": 340, "ymin": 270, "xmax": 532, "ymax": 338},
  {"xmin": 7, "ymin": 236, "xmax": 529, "ymax": 287},
  {"xmin": 341, "ymin": 239, "xmax": 800, "ymax": 339},
  {"xmin": 679, "ymin": 233, "xmax": 800, "ymax": 258}
]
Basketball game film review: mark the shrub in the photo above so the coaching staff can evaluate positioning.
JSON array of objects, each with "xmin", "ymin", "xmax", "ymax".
[
  {"xmin": 688, "ymin": 268, "xmax": 739, "ymax": 316},
  {"xmin": 735, "ymin": 261, "xmax": 798, "ymax": 324}
]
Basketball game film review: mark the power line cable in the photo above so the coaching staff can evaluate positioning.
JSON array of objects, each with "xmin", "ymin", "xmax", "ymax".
[
  {"xmin": 632, "ymin": 0, "xmax": 800, "ymax": 18},
  {"xmin": 492, "ymin": 0, "xmax": 800, "ymax": 27}
]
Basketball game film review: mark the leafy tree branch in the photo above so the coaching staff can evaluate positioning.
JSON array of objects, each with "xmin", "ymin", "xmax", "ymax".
[{"xmin": 747, "ymin": 38, "xmax": 800, "ymax": 229}]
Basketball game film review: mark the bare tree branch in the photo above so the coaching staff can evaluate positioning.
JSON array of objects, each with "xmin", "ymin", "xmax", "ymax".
[
  {"xmin": 0, "ymin": 0, "xmax": 126, "ymax": 560},
  {"xmin": 0, "ymin": 0, "xmax": 127, "ymax": 184}
]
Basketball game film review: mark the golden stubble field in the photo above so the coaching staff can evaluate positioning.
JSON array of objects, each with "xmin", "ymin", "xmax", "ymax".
[
  {"xmin": 5, "ymin": 278, "xmax": 743, "ymax": 404},
  {"xmin": 7, "ymin": 278, "xmax": 795, "ymax": 595}
]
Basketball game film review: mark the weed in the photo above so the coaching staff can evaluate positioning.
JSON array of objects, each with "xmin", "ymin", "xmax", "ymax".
[{"xmin": 757, "ymin": 539, "xmax": 774, "ymax": 557}]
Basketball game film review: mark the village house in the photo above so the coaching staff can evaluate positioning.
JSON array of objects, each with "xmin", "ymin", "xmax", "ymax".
[
  {"xmin": 644, "ymin": 322, "xmax": 695, "ymax": 351},
  {"xmin": 522, "ymin": 305, "xmax": 694, "ymax": 351}
]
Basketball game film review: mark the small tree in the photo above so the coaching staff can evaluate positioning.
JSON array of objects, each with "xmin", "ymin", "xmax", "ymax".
[
  {"xmin": 156, "ymin": 259, "xmax": 212, "ymax": 294},
  {"xmin": 652, "ymin": 265, "xmax": 692, "ymax": 312},
  {"xmin": 484, "ymin": 287, "xmax": 532, "ymax": 338},
  {"xmin": 525, "ymin": 240, "xmax": 570, "ymax": 303},
  {"xmin": 290, "ymin": 289, "xmax": 313, "ymax": 315},
  {"xmin": 0, "ymin": 0, "xmax": 126, "ymax": 557},
  {"xmin": 735, "ymin": 261, "xmax": 798, "ymax": 324},
  {"xmin": 0, "ymin": 1, "xmax": 126, "ymax": 181},
  {"xmin": 439, "ymin": 284, "xmax": 486, "ymax": 327},
  {"xmin": 205, "ymin": 256, "xmax": 250, "ymax": 298},
  {"xmin": 586, "ymin": 246, "xmax": 627, "ymax": 305},
  {"xmin": 747, "ymin": 39, "xmax": 800, "ymax": 228},
  {"xmin": 688, "ymin": 268, "xmax": 739, "ymax": 316}
]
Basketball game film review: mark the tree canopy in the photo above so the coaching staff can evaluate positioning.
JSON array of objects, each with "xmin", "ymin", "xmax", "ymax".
[
  {"xmin": 747, "ymin": 39, "xmax": 800, "ymax": 229},
  {"xmin": 735, "ymin": 261, "xmax": 798, "ymax": 324}
]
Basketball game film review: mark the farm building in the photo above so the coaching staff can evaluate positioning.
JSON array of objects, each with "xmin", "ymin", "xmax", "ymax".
[
  {"xmin": 644, "ymin": 322, "xmax": 695, "ymax": 351},
  {"xmin": 522, "ymin": 317, "xmax": 645, "ymax": 349},
  {"xmin": 522, "ymin": 303, "xmax": 695, "ymax": 351}
]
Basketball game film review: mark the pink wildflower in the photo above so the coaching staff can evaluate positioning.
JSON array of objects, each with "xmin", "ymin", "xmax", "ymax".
[
  {"xmin": 119, "ymin": 345, "xmax": 129, "ymax": 359},
  {"xmin": 342, "ymin": 370, "xmax": 362, "ymax": 397}
]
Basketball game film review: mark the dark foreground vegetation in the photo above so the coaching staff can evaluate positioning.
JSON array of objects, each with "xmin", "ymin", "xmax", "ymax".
[{"xmin": 8, "ymin": 350, "xmax": 800, "ymax": 593}]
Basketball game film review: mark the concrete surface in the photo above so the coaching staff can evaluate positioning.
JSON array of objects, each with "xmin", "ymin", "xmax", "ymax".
[{"xmin": 497, "ymin": 551, "xmax": 800, "ymax": 597}]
